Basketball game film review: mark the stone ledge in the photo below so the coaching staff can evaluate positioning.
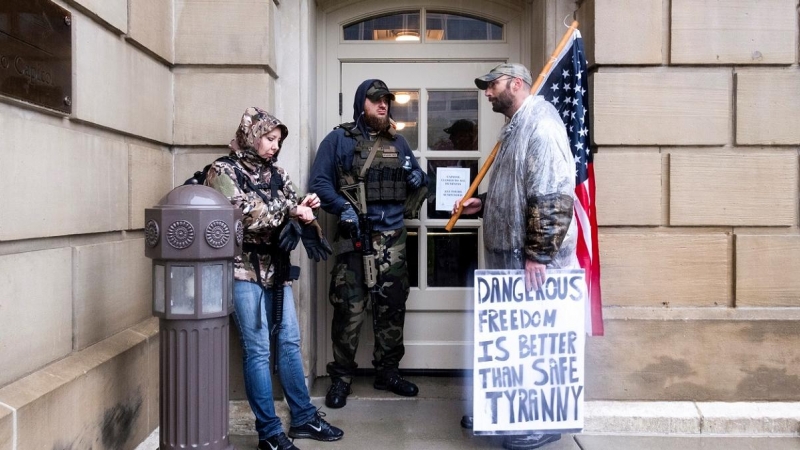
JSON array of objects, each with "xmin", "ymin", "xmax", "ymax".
[
  {"xmin": 699, "ymin": 402, "xmax": 800, "ymax": 435},
  {"xmin": 585, "ymin": 401, "xmax": 700, "ymax": 434},
  {"xmin": 0, "ymin": 317, "xmax": 159, "ymax": 449}
]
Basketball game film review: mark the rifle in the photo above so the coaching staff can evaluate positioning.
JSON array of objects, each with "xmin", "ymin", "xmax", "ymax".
[
  {"xmin": 339, "ymin": 182, "xmax": 378, "ymax": 290},
  {"xmin": 269, "ymin": 248, "xmax": 289, "ymax": 374}
]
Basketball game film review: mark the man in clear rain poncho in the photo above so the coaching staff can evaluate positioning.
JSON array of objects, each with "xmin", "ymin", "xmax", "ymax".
[{"xmin": 454, "ymin": 63, "xmax": 578, "ymax": 450}]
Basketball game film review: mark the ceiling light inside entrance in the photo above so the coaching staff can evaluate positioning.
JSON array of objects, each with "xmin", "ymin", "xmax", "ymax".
[
  {"xmin": 395, "ymin": 31, "xmax": 420, "ymax": 41},
  {"xmin": 394, "ymin": 93, "xmax": 411, "ymax": 104}
]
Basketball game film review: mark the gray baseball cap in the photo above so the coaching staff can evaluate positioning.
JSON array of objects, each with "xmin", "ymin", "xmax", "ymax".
[{"xmin": 474, "ymin": 63, "xmax": 533, "ymax": 90}]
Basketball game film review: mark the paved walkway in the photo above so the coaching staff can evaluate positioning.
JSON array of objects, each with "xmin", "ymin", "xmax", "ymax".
[
  {"xmin": 228, "ymin": 397, "xmax": 800, "ymax": 450},
  {"xmin": 137, "ymin": 376, "xmax": 800, "ymax": 450},
  {"xmin": 231, "ymin": 423, "xmax": 800, "ymax": 450}
]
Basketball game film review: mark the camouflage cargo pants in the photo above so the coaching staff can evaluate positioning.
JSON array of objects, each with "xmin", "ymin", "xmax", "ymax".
[{"xmin": 327, "ymin": 227, "xmax": 410, "ymax": 380}]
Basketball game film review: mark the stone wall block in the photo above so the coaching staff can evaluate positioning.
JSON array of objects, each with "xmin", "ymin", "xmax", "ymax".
[
  {"xmin": 575, "ymin": 0, "xmax": 596, "ymax": 66},
  {"xmin": 146, "ymin": 333, "xmax": 159, "ymax": 431},
  {"xmin": 74, "ymin": 14, "xmax": 172, "ymax": 143},
  {"xmin": 130, "ymin": 318, "xmax": 159, "ymax": 432},
  {"xmin": 594, "ymin": 0, "xmax": 663, "ymax": 64},
  {"xmin": 130, "ymin": 144, "xmax": 173, "ymax": 229},
  {"xmin": 172, "ymin": 148, "xmax": 231, "ymax": 187},
  {"xmin": 736, "ymin": 235, "xmax": 800, "ymax": 307},
  {"xmin": 671, "ymin": 0, "xmax": 797, "ymax": 64},
  {"xmin": 0, "ymin": 114, "xmax": 128, "ymax": 240},
  {"xmin": 0, "ymin": 404, "xmax": 11, "ymax": 450},
  {"xmin": 586, "ymin": 319, "xmax": 800, "ymax": 401},
  {"xmin": 0, "ymin": 249, "xmax": 73, "ymax": 387},
  {"xmin": 670, "ymin": 152, "xmax": 797, "ymax": 226},
  {"xmin": 174, "ymin": 73, "xmax": 271, "ymax": 145},
  {"xmin": 736, "ymin": 70, "xmax": 800, "ymax": 145},
  {"xmin": 592, "ymin": 71, "xmax": 732, "ymax": 145},
  {"xmin": 0, "ymin": 328, "xmax": 155, "ymax": 450},
  {"xmin": 66, "ymin": 0, "xmax": 127, "ymax": 33},
  {"xmin": 600, "ymin": 232, "xmax": 731, "ymax": 307},
  {"xmin": 175, "ymin": 0, "xmax": 272, "ymax": 65},
  {"xmin": 73, "ymin": 240, "xmax": 152, "ymax": 350},
  {"xmin": 594, "ymin": 150, "xmax": 662, "ymax": 225},
  {"xmin": 129, "ymin": 0, "xmax": 174, "ymax": 62}
]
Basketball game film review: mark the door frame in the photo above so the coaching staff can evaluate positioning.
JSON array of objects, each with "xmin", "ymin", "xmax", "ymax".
[{"xmin": 313, "ymin": 0, "xmax": 545, "ymax": 375}]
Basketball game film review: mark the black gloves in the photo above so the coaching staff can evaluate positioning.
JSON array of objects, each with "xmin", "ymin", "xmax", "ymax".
[
  {"xmin": 338, "ymin": 203, "xmax": 360, "ymax": 237},
  {"xmin": 278, "ymin": 218, "xmax": 333, "ymax": 262},
  {"xmin": 407, "ymin": 169, "xmax": 424, "ymax": 189},
  {"xmin": 300, "ymin": 220, "xmax": 333, "ymax": 262},
  {"xmin": 278, "ymin": 219, "xmax": 302, "ymax": 251}
]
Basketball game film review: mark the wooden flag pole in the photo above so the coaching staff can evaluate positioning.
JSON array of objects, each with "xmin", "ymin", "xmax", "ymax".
[{"xmin": 445, "ymin": 20, "xmax": 579, "ymax": 232}]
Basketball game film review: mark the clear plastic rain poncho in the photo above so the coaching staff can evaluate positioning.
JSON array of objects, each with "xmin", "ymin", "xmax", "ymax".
[{"xmin": 483, "ymin": 95, "xmax": 579, "ymax": 270}]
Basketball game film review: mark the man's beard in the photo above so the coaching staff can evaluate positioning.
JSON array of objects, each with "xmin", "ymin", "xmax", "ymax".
[
  {"xmin": 364, "ymin": 111, "xmax": 390, "ymax": 131},
  {"xmin": 491, "ymin": 83, "xmax": 514, "ymax": 115}
]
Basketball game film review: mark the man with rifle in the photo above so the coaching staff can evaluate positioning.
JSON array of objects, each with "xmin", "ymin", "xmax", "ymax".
[{"xmin": 310, "ymin": 79, "xmax": 428, "ymax": 409}]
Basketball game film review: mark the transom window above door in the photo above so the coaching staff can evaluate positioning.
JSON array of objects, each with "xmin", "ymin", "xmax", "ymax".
[{"xmin": 343, "ymin": 10, "xmax": 503, "ymax": 42}]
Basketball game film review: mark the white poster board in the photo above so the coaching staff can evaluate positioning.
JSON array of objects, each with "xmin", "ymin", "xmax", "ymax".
[
  {"xmin": 472, "ymin": 269, "xmax": 586, "ymax": 435},
  {"xmin": 435, "ymin": 167, "xmax": 470, "ymax": 211}
]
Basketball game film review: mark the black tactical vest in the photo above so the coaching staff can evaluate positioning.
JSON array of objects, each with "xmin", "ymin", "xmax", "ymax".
[{"xmin": 339, "ymin": 127, "xmax": 407, "ymax": 202}]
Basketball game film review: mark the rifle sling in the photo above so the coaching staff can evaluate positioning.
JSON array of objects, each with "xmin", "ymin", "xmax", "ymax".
[{"xmin": 358, "ymin": 137, "xmax": 383, "ymax": 180}]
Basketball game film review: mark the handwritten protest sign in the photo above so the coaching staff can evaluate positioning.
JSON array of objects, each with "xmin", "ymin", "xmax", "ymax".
[{"xmin": 472, "ymin": 269, "xmax": 586, "ymax": 435}]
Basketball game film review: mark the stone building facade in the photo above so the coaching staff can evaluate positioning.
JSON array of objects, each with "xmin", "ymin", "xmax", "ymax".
[{"xmin": 0, "ymin": 0, "xmax": 797, "ymax": 448}]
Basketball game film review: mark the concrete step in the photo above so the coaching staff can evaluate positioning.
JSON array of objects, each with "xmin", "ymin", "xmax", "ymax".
[
  {"xmin": 136, "ymin": 375, "xmax": 799, "ymax": 449},
  {"xmin": 225, "ymin": 376, "xmax": 800, "ymax": 436},
  {"xmin": 226, "ymin": 432, "xmax": 800, "ymax": 450},
  {"xmin": 140, "ymin": 396, "xmax": 800, "ymax": 450}
]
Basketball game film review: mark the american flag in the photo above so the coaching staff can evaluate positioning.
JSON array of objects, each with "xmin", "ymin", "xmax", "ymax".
[{"xmin": 535, "ymin": 30, "xmax": 604, "ymax": 336}]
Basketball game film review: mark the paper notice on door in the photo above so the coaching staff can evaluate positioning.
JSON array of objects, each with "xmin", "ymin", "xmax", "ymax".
[{"xmin": 436, "ymin": 167, "xmax": 471, "ymax": 211}]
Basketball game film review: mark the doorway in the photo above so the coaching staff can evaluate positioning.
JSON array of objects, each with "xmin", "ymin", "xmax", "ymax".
[{"xmin": 316, "ymin": 3, "xmax": 524, "ymax": 372}]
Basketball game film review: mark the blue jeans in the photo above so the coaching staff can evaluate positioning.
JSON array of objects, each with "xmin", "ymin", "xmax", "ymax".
[{"xmin": 232, "ymin": 281, "xmax": 316, "ymax": 440}]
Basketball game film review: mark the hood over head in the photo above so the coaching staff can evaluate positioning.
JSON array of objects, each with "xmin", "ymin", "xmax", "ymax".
[
  {"xmin": 352, "ymin": 79, "xmax": 395, "ymax": 139},
  {"xmin": 232, "ymin": 107, "xmax": 288, "ymax": 162}
]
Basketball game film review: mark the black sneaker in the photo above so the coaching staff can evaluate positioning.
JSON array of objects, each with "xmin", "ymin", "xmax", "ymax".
[
  {"xmin": 258, "ymin": 432, "xmax": 299, "ymax": 450},
  {"xmin": 325, "ymin": 377, "xmax": 352, "ymax": 409},
  {"xmin": 373, "ymin": 372, "xmax": 419, "ymax": 397},
  {"xmin": 502, "ymin": 433, "xmax": 561, "ymax": 450},
  {"xmin": 288, "ymin": 410, "xmax": 344, "ymax": 442}
]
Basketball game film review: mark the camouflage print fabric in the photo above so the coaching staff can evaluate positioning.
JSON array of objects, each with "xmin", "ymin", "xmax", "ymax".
[
  {"xmin": 327, "ymin": 227, "xmax": 410, "ymax": 378},
  {"xmin": 235, "ymin": 107, "xmax": 288, "ymax": 157},
  {"xmin": 205, "ymin": 140, "xmax": 298, "ymax": 287},
  {"xmin": 524, "ymin": 193, "xmax": 574, "ymax": 264}
]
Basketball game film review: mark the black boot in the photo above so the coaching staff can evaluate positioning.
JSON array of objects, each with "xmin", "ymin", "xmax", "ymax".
[
  {"xmin": 373, "ymin": 371, "xmax": 419, "ymax": 397},
  {"xmin": 325, "ymin": 377, "xmax": 352, "ymax": 409}
]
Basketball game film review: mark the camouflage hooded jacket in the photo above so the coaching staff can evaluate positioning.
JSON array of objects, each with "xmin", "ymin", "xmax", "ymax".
[{"xmin": 205, "ymin": 107, "xmax": 298, "ymax": 287}]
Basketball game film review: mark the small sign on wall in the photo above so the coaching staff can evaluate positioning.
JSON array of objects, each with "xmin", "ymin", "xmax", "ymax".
[
  {"xmin": 435, "ymin": 167, "xmax": 470, "ymax": 211},
  {"xmin": 472, "ymin": 269, "xmax": 586, "ymax": 435},
  {"xmin": 0, "ymin": 0, "xmax": 72, "ymax": 113}
]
